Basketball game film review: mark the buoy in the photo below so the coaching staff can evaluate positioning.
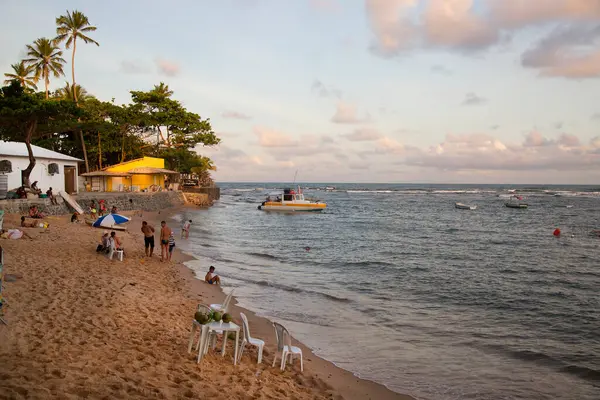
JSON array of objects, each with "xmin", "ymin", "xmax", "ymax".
[{"xmin": 553, "ymin": 228, "xmax": 561, "ymax": 237}]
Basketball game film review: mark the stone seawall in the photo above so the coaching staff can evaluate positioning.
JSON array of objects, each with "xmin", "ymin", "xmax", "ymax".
[
  {"xmin": 181, "ymin": 187, "xmax": 220, "ymax": 201},
  {"xmin": 0, "ymin": 191, "xmax": 186, "ymax": 216}
]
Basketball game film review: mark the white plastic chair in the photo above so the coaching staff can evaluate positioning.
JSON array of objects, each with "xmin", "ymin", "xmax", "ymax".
[
  {"xmin": 191, "ymin": 304, "xmax": 213, "ymax": 354},
  {"xmin": 210, "ymin": 289, "xmax": 234, "ymax": 313},
  {"xmin": 272, "ymin": 322, "xmax": 303, "ymax": 371},
  {"xmin": 106, "ymin": 238, "xmax": 124, "ymax": 261},
  {"xmin": 238, "ymin": 312, "xmax": 265, "ymax": 364}
]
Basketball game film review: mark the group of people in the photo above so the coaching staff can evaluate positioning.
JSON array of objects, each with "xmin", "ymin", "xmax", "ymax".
[
  {"xmin": 15, "ymin": 182, "xmax": 58, "ymax": 205},
  {"xmin": 97, "ymin": 230, "xmax": 123, "ymax": 254},
  {"xmin": 89, "ymin": 200, "xmax": 117, "ymax": 219}
]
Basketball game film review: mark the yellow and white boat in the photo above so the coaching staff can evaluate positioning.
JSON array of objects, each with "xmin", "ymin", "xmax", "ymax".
[{"xmin": 258, "ymin": 187, "xmax": 326, "ymax": 212}]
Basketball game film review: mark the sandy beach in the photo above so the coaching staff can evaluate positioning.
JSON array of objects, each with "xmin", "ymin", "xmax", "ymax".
[{"xmin": 0, "ymin": 209, "xmax": 412, "ymax": 400}]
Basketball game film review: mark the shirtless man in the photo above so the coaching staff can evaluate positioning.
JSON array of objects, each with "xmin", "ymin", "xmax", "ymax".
[
  {"xmin": 160, "ymin": 220, "xmax": 172, "ymax": 262},
  {"xmin": 204, "ymin": 266, "xmax": 221, "ymax": 285},
  {"xmin": 141, "ymin": 221, "xmax": 155, "ymax": 257}
]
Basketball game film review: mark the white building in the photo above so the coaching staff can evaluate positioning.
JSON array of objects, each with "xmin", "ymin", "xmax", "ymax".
[{"xmin": 0, "ymin": 141, "xmax": 82, "ymax": 195}]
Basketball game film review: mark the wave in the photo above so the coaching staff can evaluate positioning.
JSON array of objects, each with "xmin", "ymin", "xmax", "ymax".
[
  {"xmin": 230, "ymin": 275, "xmax": 352, "ymax": 303},
  {"xmin": 246, "ymin": 251, "xmax": 279, "ymax": 260}
]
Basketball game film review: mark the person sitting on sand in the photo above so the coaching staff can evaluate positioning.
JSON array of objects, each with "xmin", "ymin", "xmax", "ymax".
[
  {"xmin": 141, "ymin": 221, "xmax": 155, "ymax": 257},
  {"xmin": 111, "ymin": 205, "xmax": 118, "ymax": 214},
  {"xmin": 205, "ymin": 266, "xmax": 221, "ymax": 285},
  {"xmin": 97, "ymin": 231, "xmax": 110, "ymax": 253},
  {"xmin": 20, "ymin": 216, "xmax": 36, "ymax": 228},
  {"xmin": 46, "ymin": 187, "xmax": 58, "ymax": 205},
  {"xmin": 71, "ymin": 212, "xmax": 80, "ymax": 223},
  {"xmin": 29, "ymin": 206, "xmax": 44, "ymax": 219},
  {"xmin": 160, "ymin": 221, "xmax": 171, "ymax": 262}
]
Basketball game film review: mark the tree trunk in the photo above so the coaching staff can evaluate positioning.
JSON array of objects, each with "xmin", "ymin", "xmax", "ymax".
[
  {"xmin": 79, "ymin": 129, "xmax": 89, "ymax": 172},
  {"xmin": 98, "ymin": 130, "xmax": 102, "ymax": 169},
  {"xmin": 120, "ymin": 126, "xmax": 127, "ymax": 162},
  {"xmin": 21, "ymin": 119, "xmax": 38, "ymax": 187},
  {"xmin": 44, "ymin": 69, "xmax": 49, "ymax": 99},
  {"xmin": 72, "ymin": 38, "xmax": 77, "ymax": 104}
]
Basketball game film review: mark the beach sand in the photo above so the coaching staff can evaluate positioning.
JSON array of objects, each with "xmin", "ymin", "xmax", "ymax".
[{"xmin": 0, "ymin": 209, "xmax": 413, "ymax": 400}]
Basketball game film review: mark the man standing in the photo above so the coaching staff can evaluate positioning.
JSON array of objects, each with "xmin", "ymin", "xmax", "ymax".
[
  {"xmin": 141, "ymin": 221, "xmax": 155, "ymax": 257},
  {"xmin": 181, "ymin": 219, "xmax": 192, "ymax": 239},
  {"xmin": 160, "ymin": 220, "xmax": 172, "ymax": 262}
]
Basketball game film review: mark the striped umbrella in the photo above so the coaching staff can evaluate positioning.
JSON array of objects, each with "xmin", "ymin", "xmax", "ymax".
[{"xmin": 92, "ymin": 213, "xmax": 130, "ymax": 228}]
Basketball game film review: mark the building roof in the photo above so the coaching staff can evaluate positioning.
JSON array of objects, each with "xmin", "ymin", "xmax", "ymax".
[
  {"xmin": 128, "ymin": 167, "xmax": 179, "ymax": 174},
  {"xmin": 101, "ymin": 156, "xmax": 163, "ymax": 171},
  {"xmin": 80, "ymin": 171, "xmax": 132, "ymax": 177},
  {"xmin": 0, "ymin": 141, "xmax": 83, "ymax": 162}
]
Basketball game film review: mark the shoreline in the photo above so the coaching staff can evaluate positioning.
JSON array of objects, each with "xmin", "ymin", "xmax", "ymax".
[{"xmin": 0, "ymin": 206, "xmax": 413, "ymax": 400}]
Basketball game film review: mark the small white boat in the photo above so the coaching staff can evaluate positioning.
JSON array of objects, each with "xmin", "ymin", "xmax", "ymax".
[
  {"xmin": 505, "ymin": 201, "xmax": 528, "ymax": 209},
  {"xmin": 455, "ymin": 202, "xmax": 477, "ymax": 210},
  {"xmin": 258, "ymin": 186, "xmax": 326, "ymax": 212}
]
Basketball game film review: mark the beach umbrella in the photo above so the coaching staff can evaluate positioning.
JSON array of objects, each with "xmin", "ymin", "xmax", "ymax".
[{"xmin": 92, "ymin": 213, "xmax": 130, "ymax": 228}]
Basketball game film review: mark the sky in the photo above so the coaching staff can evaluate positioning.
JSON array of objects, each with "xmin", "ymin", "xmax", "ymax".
[{"xmin": 2, "ymin": 0, "xmax": 600, "ymax": 184}]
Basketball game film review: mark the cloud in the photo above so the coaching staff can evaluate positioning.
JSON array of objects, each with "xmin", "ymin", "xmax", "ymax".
[
  {"xmin": 349, "ymin": 161, "xmax": 370, "ymax": 170},
  {"xmin": 254, "ymin": 126, "xmax": 298, "ymax": 147},
  {"xmin": 365, "ymin": 0, "xmax": 600, "ymax": 79},
  {"xmin": 342, "ymin": 128, "xmax": 382, "ymax": 141},
  {"xmin": 554, "ymin": 121, "xmax": 564, "ymax": 129},
  {"xmin": 331, "ymin": 101, "xmax": 371, "ymax": 124},
  {"xmin": 120, "ymin": 60, "xmax": 151, "ymax": 74},
  {"xmin": 490, "ymin": 124, "xmax": 500, "ymax": 130},
  {"xmin": 593, "ymin": 112, "xmax": 600, "ymax": 120},
  {"xmin": 403, "ymin": 131, "xmax": 600, "ymax": 172},
  {"xmin": 222, "ymin": 111, "xmax": 252, "ymax": 120},
  {"xmin": 311, "ymin": 79, "xmax": 342, "ymax": 98},
  {"xmin": 155, "ymin": 58, "xmax": 180, "ymax": 77},
  {"xmin": 521, "ymin": 24, "xmax": 600, "ymax": 79},
  {"xmin": 431, "ymin": 64, "xmax": 453, "ymax": 75},
  {"xmin": 462, "ymin": 92, "xmax": 487, "ymax": 106}
]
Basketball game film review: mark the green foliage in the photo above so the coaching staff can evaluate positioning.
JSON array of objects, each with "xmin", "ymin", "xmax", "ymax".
[
  {"xmin": 3, "ymin": 61, "xmax": 37, "ymax": 91},
  {"xmin": 55, "ymin": 10, "xmax": 99, "ymax": 49},
  {"xmin": 24, "ymin": 38, "xmax": 65, "ymax": 99}
]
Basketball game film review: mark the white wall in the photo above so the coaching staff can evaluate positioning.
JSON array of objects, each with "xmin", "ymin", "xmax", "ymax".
[{"xmin": 1, "ymin": 155, "xmax": 79, "ymax": 193}]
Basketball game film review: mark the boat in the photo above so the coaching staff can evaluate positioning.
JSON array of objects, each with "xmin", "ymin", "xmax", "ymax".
[
  {"xmin": 505, "ymin": 202, "xmax": 528, "ymax": 209},
  {"xmin": 258, "ymin": 187, "xmax": 326, "ymax": 212},
  {"xmin": 325, "ymin": 186, "xmax": 336, "ymax": 191},
  {"xmin": 455, "ymin": 202, "xmax": 477, "ymax": 210}
]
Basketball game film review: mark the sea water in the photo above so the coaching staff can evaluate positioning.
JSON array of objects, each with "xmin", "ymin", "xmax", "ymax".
[{"xmin": 175, "ymin": 183, "xmax": 600, "ymax": 400}]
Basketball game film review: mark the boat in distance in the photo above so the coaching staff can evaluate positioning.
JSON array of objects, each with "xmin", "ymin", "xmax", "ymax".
[
  {"xmin": 505, "ymin": 195, "xmax": 528, "ymax": 209},
  {"xmin": 455, "ymin": 202, "xmax": 477, "ymax": 210},
  {"xmin": 258, "ymin": 187, "xmax": 326, "ymax": 212}
]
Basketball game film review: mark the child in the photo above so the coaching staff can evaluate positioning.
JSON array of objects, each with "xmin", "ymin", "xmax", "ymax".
[
  {"xmin": 98, "ymin": 200, "xmax": 107, "ymax": 216},
  {"xmin": 71, "ymin": 212, "xmax": 80, "ymax": 223},
  {"xmin": 204, "ymin": 266, "xmax": 221, "ymax": 285},
  {"xmin": 167, "ymin": 232, "xmax": 175, "ymax": 261},
  {"xmin": 89, "ymin": 201, "xmax": 97, "ymax": 219}
]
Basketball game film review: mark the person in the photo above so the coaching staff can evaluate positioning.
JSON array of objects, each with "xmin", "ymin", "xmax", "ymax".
[
  {"xmin": 205, "ymin": 266, "xmax": 221, "ymax": 285},
  {"xmin": 160, "ymin": 221, "xmax": 172, "ymax": 262},
  {"xmin": 46, "ymin": 187, "xmax": 58, "ymax": 205},
  {"xmin": 20, "ymin": 216, "xmax": 36, "ymax": 228},
  {"xmin": 89, "ymin": 201, "xmax": 97, "ymax": 219},
  {"xmin": 97, "ymin": 231, "xmax": 110, "ymax": 253},
  {"xmin": 141, "ymin": 221, "xmax": 155, "ymax": 257},
  {"xmin": 181, "ymin": 219, "xmax": 192, "ymax": 239},
  {"xmin": 98, "ymin": 200, "xmax": 107, "ymax": 216},
  {"xmin": 110, "ymin": 231, "xmax": 124, "ymax": 251},
  {"xmin": 29, "ymin": 206, "xmax": 45, "ymax": 219},
  {"xmin": 167, "ymin": 232, "xmax": 175, "ymax": 261},
  {"xmin": 71, "ymin": 212, "xmax": 80, "ymax": 223},
  {"xmin": 31, "ymin": 181, "xmax": 41, "ymax": 195},
  {"xmin": 111, "ymin": 205, "xmax": 118, "ymax": 214},
  {"xmin": 15, "ymin": 186, "xmax": 27, "ymax": 199}
]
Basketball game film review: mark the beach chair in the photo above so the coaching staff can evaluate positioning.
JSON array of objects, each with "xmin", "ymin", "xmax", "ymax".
[
  {"xmin": 190, "ymin": 304, "xmax": 213, "ymax": 354},
  {"xmin": 238, "ymin": 312, "xmax": 265, "ymax": 364},
  {"xmin": 107, "ymin": 239, "xmax": 123, "ymax": 261},
  {"xmin": 272, "ymin": 322, "xmax": 303, "ymax": 372},
  {"xmin": 210, "ymin": 289, "xmax": 234, "ymax": 313}
]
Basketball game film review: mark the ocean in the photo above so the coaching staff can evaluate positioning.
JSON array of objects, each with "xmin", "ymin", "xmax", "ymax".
[{"xmin": 174, "ymin": 183, "xmax": 600, "ymax": 400}]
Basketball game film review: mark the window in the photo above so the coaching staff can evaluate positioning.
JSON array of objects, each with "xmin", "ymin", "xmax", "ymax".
[
  {"xmin": 0, "ymin": 160, "xmax": 12, "ymax": 173},
  {"xmin": 48, "ymin": 163, "xmax": 59, "ymax": 175}
]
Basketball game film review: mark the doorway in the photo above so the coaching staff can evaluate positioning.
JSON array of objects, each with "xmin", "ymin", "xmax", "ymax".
[{"xmin": 64, "ymin": 166, "xmax": 76, "ymax": 194}]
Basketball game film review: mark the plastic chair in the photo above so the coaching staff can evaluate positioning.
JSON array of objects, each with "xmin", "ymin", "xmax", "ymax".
[
  {"xmin": 238, "ymin": 312, "xmax": 265, "ymax": 364},
  {"xmin": 210, "ymin": 289, "xmax": 234, "ymax": 313},
  {"xmin": 109, "ymin": 249, "xmax": 124, "ymax": 261},
  {"xmin": 191, "ymin": 305, "xmax": 213, "ymax": 354},
  {"xmin": 272, "ymin": 322, "xmax": 303, "ymax": 371}
]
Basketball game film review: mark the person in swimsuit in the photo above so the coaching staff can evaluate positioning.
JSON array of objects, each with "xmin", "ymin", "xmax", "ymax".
[
  {"xmin": 160, "ymin": 221, "xmax": 172, "ymax": 262},
  {"xmin": 167, "ymin": 232, "xmax": 175, "ymax": 261},
  {"xmin": 204, "ymin": 266, "xmax": 221, "ymax": 285},
  {"xmin": 181, "ymin": 219, "xmax": 191, "ymax": 239},
  {"xmin": 141, "ymin": 221, "xmax": 155, "ymax": 257}
]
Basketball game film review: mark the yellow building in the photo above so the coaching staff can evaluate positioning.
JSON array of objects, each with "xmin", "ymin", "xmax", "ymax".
[{"xmin": 81, "ymin": 157, "xmax": 179, "ymax": 192}]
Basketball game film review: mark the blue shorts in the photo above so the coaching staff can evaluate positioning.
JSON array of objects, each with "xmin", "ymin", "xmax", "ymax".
[{"xmin": 207, "ymin": 279, "xmax": 215, "ymax": 284}]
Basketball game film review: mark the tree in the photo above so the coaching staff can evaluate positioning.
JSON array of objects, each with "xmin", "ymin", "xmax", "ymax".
[
  {"xmin": 55, "ymin": 10, "xmax": 99, "ymax": 104},
  {"xmin": 190, "ymin": 155, "xmax": 217, "ymax": 186},
  {"xmin": 152, "ymin": 82, "xmax": 173, "ymax": 98},
  {"xmin": 24, "ymin": 38, "xmax": 66, "ymax": 99},
  {"xmin": 3, "ymin": 61, "xmax": 38, "ymax": 91},
  {"xmin": 0, "ymin": 81, "xmax": 81, "ymax": 186},
  {"xmin": 57, "ymin": 82, "xmax": 91, "ymax": 103}
]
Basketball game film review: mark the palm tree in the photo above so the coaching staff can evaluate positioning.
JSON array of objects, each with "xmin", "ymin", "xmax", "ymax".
[
  {"xmin": 55, "ymin": 10, "xmax": 99, "ymax": 103},
  {"xmin": 57, "ymin": 82, "xmax": 90, "ymax": 102},
  {"xmin": 24, "ymin": 38, "xmax": 65, "ymax": 99},
  {"xmin": 151, "ymin": 82, "xmax": 173, "ymax": 97},
  {"xmin": 3, "ymin": 61, "xmax": 38, "ymax": 90}
]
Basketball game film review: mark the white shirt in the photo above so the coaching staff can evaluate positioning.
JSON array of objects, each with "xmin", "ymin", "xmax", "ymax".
[{"xmin": 183, "ymin": 221, "xmax": 191, "ymax": 231}]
